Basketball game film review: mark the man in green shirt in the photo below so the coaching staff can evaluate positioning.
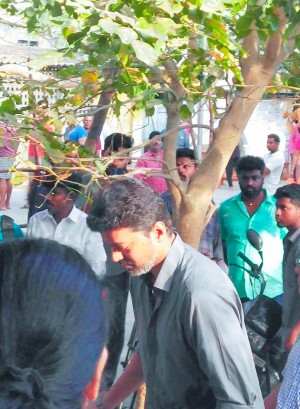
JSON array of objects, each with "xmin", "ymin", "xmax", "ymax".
[{"xmin": 219, "ymin": 156, "xmax": 285, "ymax": 301}]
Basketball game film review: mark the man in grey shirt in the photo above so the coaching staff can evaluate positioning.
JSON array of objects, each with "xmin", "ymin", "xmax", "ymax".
[
  {"xmin": 274, "ymin": 184, "xmax": 300, "ymax": 350},
  {"xmin": 87, "ymin": 179, "xmax": 263, "ymax": 409}
]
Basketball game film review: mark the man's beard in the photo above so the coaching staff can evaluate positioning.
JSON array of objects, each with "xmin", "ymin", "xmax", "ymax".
[
  {"xmin": 122, "ymin": 254, "xmax": 158, "ymax": 277},
  {"xmin": 241, "ymin": 186, "xmax": 261, "ymax": 200}
]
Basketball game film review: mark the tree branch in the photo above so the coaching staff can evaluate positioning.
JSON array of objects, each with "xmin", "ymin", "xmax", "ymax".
[
  {"xmin": 261, "ymin": 7, "xmax": 289, "ymax": 70},
  {"xmin": 0, "ymin": 17, "xmax": 26, "ymax": 29}
]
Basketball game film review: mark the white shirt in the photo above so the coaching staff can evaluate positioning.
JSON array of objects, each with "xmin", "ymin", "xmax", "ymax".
[
  {"xmin": 27, "ymin": 206, "xmax": 106, "ymax": 278},
  {"xmin": 263, "ymin": 150, "xmax": 285, "ymax": 195}
]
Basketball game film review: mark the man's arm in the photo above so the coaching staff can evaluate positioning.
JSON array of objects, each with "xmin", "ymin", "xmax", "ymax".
[
  {"xmin": 102, "ymin": 351, "xmax": 144, "ymax": 409},
  {"xmin": 264, "ymin": 155, "xmax": 284, "ymax": 176},
  {"xmin": 187, "ymin": 288, "xmax": 263, "ymax": 408},
  {"xmin": 217, "ymin": 208, "xmax": 228, "ymax": 265},
  {"xmin": 222, "ymin": 240, "xmax": 228, "ymax": 264},
  {"xmin": 211, "ymin": 212, "xmax": 224, "ymax": 262},
  {"xmin": 264, "ymin": 384, "xmax": 280, "ymax": 409},
  {"xmin": 26, "ymin": 216, "xmax": 34, "ymax": 237},
  {"xmin": 84, "ymin": 230, "xmax": 107, "ymax": 278}
]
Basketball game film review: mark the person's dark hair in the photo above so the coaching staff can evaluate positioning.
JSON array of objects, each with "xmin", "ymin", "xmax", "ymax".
[
  {"xmin": 104, "ymin": 133, "xmax": 133, "ymax": 152},
  {"xmin": 0, "ymin": 238, "xmax": 105, "ymax": 409},
  {"xmin": 268, "ymin": 134, "xmax": 280, "ymax": 143},
  {"xmin": 237, "ymin": 155, "xmax": 265, "ymax": 174},
  {"xmin": 87, "ymin": 179, "xmax": 173, "ymax": 235},
  {"xmin": 149, "ymin": 131, "xmax": 161, "ymax": 140},
  {"xmin": 274, "ymin": 183, "xmax": 300, "ymax": 206},
  {"xmin": 176, "ymin": 148, "xmax": 195, "ymax": 161},
  {"xmin": 41, "ymin": 171, "xmax": 82, "ymax": 199}
]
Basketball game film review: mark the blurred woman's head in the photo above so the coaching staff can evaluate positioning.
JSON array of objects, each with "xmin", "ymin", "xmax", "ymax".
[{"xmin": 0, "ymin": 238, "xmax": 106, "ymax": 409}]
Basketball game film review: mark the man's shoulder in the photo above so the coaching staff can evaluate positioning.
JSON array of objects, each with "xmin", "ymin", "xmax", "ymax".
[
  {"xmin": 69, "ymin": 206, "xmax": 88, "ymax": 223},
  {"xmin": 180, "ymin": 243, "xmax": 233, "ymax": 291},
  {"xmin": 219, "ymin": 194, "xmax": 239, "ymax": 211},
  {"xmin": 263, "ymin": 191, "xmax": 276, "ymax": 205},
  {"xmin": 69, "ymin": 125, "xmax": 86, "ymax": 138},
  {"xmin": 29, "ymin": 209, "xmax": 49, "ymax": 221}
]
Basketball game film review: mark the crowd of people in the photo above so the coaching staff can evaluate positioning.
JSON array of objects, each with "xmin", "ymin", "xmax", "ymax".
[{"xmin": 0, "ymin": 109, "xmax": 300, "ymax": 409}]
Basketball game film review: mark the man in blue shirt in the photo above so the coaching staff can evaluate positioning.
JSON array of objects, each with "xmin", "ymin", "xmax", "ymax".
[{"xmin": 68, "ymin": 115, "xmax": 92, "ymax": 144}]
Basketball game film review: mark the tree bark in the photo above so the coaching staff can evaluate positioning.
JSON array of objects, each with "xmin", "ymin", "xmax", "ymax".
[{"xmin": 85, "ymin": 89, "xmax": 114, "ymax": 153}]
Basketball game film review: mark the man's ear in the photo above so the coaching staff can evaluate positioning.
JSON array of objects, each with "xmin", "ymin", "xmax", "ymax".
[
  {"xmin": 67, "ymin": 191, "xmax": 76, "ymax": 202},
  {"xmin": 151, "ymin": 221, "xmax": 168, "ymax": 241}
]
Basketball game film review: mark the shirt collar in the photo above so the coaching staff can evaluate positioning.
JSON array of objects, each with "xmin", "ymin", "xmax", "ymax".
[
  {"xmin": 42, "ymin": 205, "xmax": 80, "ymax": 223},
  {"xmin": 285, "ymin": 227, "xmax": 300, "ymax": 244},
  {"xmin": 233, "ymin": 189, "xmax": 274, "ymax": 205},
  {"xmin": 153, "ymin": 233, "xmax": 184, "ymax": 292},
  {"xmin": 146, "ymin": 150, "xmax": 163, "ymax": 158}
]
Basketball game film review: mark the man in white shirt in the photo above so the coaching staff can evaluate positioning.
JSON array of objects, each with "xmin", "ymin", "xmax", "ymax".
[
  {"xmin": 263, "ymin": 134, "xmax": 285, "ymax": 195},
  {"xmin": 27, "ymin": 172, "xmax": 106, "ymax": 278}
]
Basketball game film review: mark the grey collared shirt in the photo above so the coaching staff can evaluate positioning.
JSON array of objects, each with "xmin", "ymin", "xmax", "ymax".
[
  {"xmin": 281, "ymin": 228, "xmax": 300, "ymax": 346},
  {"xmin": 130, "ymin": 235, "xmax": 263, "ymax": 409}
]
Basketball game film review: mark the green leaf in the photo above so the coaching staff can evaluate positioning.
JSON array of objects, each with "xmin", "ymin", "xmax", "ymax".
[
  {"xmin": 52, "ymin": 1, "xmax": 62, "ymax": 17},
  {"xmin": 11, "ymin": 171, "xmax": 28, "ymax": 187},
  {"xmin": 27, "ymin": 15, "xmax": 37, "ymax": 33},
  {"xmin": 180, "ymin": 105, "xmax": 192, "ymax": 121},
  {"xmin": 99, "ymin": 18, "xmax": 121, "ymax": 35},
  {"xmin": 27, "ymin": 51, "xmax": 65, "ymax": 71},
  {"xmin": 88, "ymin": 12, "xmax": 100, "ymax": 26},
  {"xmin": 268, "ymin": 10, "xmax": 280, "ymax": 32},
  {"xmin": 145, "ymin": 105, "xmax": 155, "ymax": 117},
  {"xmin": 65, "ymin": 5, "xmax": 75, "ymax": 15},
  {"xmin": 201, "ymin": 75, "xmax": 216, "ymax": 91},
  {"xmin": 235, "ymin": 14, "xmax": 254, "ymax": 34},
  {"xmin": 131, "ymin": 40, "xmax": 158, "ymax": 66},
  {"xmin": 0, "ymin": 99, "xmax": 16, "ymax": 114},
  {"xmin": 116, "ymin": 27, "xmax": 138, "ymax": 44},
  {"xmin": 67, "ymin": 29, "xmax": 89, "ymax": 45},
  {"xmin": 95, "ymin": 159, "xmax": 107, "ymax": 175},
  {"xmin": 295, "ymin": 34, "xmax": 300, "ymax": 50}
]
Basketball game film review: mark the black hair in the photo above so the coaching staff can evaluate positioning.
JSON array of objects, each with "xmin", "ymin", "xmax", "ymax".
[
  {"xmin": 176, "ymin": 148, "xmax": 195, "ymax": 161},
  {"xmin": 41, "ymin": 171, "xmax": 82, "ymax": 199},
  {"xmin": 149, "ymin": 131, "xmax": 161, "ymax": 140},
  {"xmin": 274, "ymin": 184, "xmax": 300, "ymax": 206},
  {"xmin": 104, "ymin": 133, "xmax": 133, "ymax": 152},
  {"xmin": 267, "ymin": 134, "xmax": 280, "ymax": 143},
  {"xmin": 87, "ymin": 179, "xmax": 173, "ymax": 235},
  {"xmin": 0, "ymin": 238, "xmax": 105, "ymax": 409},
  {"xmin": 237, "ymin": 155, "xmax": 265, "ymax": 174}
]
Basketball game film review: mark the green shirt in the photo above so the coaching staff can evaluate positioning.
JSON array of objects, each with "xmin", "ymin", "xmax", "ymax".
[
  {"xmin": 219, "ymin": 190, "xmax": 286, "ymax": 299},
  {"xmin": 0, "ymin": 216, "xmax": 24, "ymax": 242}
]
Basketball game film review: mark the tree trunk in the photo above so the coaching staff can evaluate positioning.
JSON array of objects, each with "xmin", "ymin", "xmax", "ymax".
[
  {"xmin": 85, "ymin": 89, "xmax": 114, "ymax": 153},
  {"xmin": 175, "ymin": 62, "xmax": 286, "ymax": 249}
]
